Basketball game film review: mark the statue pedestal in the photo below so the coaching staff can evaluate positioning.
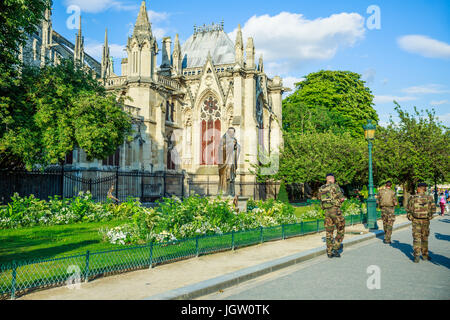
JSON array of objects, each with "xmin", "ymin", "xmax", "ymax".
[
  {"xmin": 236, "ymin": 197, "xmax": 249, "ymax": 213},
  {"xmin": 211, "ymin": 195, "xmax": 249, "ymax": 213}
]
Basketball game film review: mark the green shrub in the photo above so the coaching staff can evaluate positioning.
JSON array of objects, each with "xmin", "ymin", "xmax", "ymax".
[{"xmin": 277, "ymin": 182, "xmax": 289, "ymax": 203}]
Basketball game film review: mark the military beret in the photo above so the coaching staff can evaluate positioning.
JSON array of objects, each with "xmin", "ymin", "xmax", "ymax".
[
  {"xmin": 418, "ymin": 182, "xmax": 428, "ymax": 188},
  {"xmin": 326, "ymin": 173, "xmax": 335, "ymax": 178}
]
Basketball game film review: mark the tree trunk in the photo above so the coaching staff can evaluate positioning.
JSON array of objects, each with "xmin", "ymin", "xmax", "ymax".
[{"xmin": 403, "ymin": 182, "xmax": 409, "ymax": 208}]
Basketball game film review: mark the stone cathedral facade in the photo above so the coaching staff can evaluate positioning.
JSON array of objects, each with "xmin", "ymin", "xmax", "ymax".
[{"xmin": 22, "ymin": 1, "xmax": 286, "ymax": 188}]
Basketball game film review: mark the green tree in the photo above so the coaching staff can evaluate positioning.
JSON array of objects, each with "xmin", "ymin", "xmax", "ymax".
[
  {"xmin": 275, "ymin": 131, "xmax": 368, "ymax": 194},
  {"xmin": 277, "ymin": 182, "xmax": 289, "ymax": 203},
  {"xmin": 284, "ymin": 70, "xmax": 378, "ymax": 137},
  {"xmin": 0, "ymin": 60, "xmax": 132, "ymax": 170},
  {"xmin": 0, "ymin": 0, "xmax": 49, "ymax": 70},
  {"xmin": 282, "ymin": 102, "xmax": 347, "ymax": 135},
  {"xmin": 374, "ymin": 102, "xmax": 449, "ymax": 202}
]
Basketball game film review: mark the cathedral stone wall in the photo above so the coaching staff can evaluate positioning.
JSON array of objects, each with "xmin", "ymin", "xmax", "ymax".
[{"xmin": 21, "ymin": 1, "xmax": 286, "ymax": 198}]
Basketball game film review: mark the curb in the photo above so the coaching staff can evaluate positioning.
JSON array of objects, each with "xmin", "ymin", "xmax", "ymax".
[{"xmin": 145, "ymin": 221, "xmax": 412, "ymax": 300}]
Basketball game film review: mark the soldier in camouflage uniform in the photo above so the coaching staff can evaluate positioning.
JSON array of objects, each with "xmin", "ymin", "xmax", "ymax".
[
  {"xmin": 318, "ymin": 174, "xmax": 346, "ymax": 258},
  {"xmin": 377, "ymin": 181, "xmax": 398, "ymax": 244},
  {"xmin": 407, "ymin": 183, "xmax": 436, "ymax": 263}
]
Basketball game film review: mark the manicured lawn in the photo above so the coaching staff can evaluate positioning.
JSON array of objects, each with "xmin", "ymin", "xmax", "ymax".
[
  {"xmin": 0, "ymin": 220, "xmax": 129, "ymax": 265},
  {"xmin": 294, "ymin": 205, "xmax": 313, "ymax": 218}
]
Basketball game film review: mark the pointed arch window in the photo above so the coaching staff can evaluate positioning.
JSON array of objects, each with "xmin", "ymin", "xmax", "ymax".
[{"xmin": 200, "ymin": 96, "xmax": 221, "ymax": 165}]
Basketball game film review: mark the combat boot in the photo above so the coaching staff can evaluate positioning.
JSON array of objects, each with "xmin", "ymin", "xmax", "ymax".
[
  {"xmin": 422, "ymin": 255, "xmax": 431, "ymax": 261},
  {"xmin": 327, "ymin": 252, "xmax": 334, "ymax": 259},
  {"xmin": 414, "ymin": 256, "xmax": 420, "ymax": 263},
  {"xmin": 332, "ymin": 250, "xmax": 341, "ymax": 258}
]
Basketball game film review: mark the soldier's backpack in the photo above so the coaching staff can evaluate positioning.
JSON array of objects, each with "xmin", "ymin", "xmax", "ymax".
[
  {"xmin": 410, "ymin": 195, "xmax": 431, "ymax": 219},
  {"xmin": 380, "ymin": 189, "xmax": 396, "ymax": 207},
  {"xmin": 319, "ymin": 184, "xmax": 335, "ymax": 209}
]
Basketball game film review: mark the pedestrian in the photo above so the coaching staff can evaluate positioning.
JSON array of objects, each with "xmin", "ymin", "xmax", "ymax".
[
  {"xmin": 439, "ymin": 193, "xmax": 446, "ymax": 216},
  {"xmin": 318, "ymin": 174, "xmax": 346, "ymax": 258},
  {"xmin": 406, "ymin": 183, "xmax": 436, "ymax": 263},
  {"xmin": 377, "ymin": 181, "xmax": 398, "ymax": 244}
]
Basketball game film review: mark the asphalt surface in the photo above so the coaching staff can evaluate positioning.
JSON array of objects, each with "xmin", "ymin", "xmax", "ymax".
[{"xmin": 202, "ymin": 216, "xmax": 450, "ymax": 300}]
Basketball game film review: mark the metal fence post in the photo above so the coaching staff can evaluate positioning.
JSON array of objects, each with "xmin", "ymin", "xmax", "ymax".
[
  {"xmin": 60, "ymin": 165, "xmax": 64, "ymax": 198},
  {"xmin": 317, "ymin": 220, "xmax": 319, "ymax": 232},
  {"xmin": 231, "ymin": 231, "xmax": 235, "ymax": 251},
  {"xmin": 260, "ymin": 227, "xmax": 264, "ymax": 244},
  {"xmin": 11, "ymin": 261, "xmax": 17, "ymax": 300},
  {"xmin": 149, "ymin": 243, "xmax": 154, "ymax": 269},
  {"xmin": 195, "ymin": 236, "xmax": 199, "ymax": 257},
  {"xmin": 181, "ymin": 173, "xmax": 184, "ymax": 201},
  {"xmin": 301, "ymin": 221, "xmax": 304, "ymax": 235},
  {"xmin": 141, "ymin": 173, "xmax": 144, "ymax": 202},
  {"xmin": 163, "ymin": 172, "xmax": 167, "ymax": 197},
  {"xmin": 282, "ymin": 225, "xmax": 285, "ymax": 240},
  {"xmin": 115, "ymin": 168, "xmax": 119, "ymax": 201},
  {"xmin": 84, "ymin": 250, "xmax": 90, "ymax": 283}
]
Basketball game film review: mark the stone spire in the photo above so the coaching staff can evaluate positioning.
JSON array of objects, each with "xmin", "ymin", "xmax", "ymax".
[
  {"xmin": 246, "ymin": 37, "xmax": 255, "ymax": 69},
  {"xmin": 133, "ymin": 1, "xmax": 152, "ymax": 40},
  {"xmin": 101, "ymin": 28, "xmax": 111, "ymax": 79},
  {"xmin": 161, "ymin": 37, "xmax": 172, "ymax": 69},
  {"xmin": 172, "ymin": 34, "xmax": 182, "ymax": 75},
  {"xmin": 40, "ymin": 6, "xmax": 53, "ymax": 67},
  {"xmin": 235, "ymin": 24, "xmax": 244, "ymax": 66},
  {"xmin": 258, "ymin": 54, "xmax": 264, "ymax": 72},
  {"xmin": 74, "ymin": 15, "xmax": 84, "ymax": 64}
]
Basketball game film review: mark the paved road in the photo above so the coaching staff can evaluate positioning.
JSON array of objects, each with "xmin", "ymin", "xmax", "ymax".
[{"xmin": 202, "ymin": 217, "xmax": 450, "ymax": 300}]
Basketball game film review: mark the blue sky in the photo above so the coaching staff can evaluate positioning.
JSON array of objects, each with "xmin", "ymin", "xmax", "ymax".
[{"xmin": 49, "ymin": 0, "xmax": 450, "ymax": 126}]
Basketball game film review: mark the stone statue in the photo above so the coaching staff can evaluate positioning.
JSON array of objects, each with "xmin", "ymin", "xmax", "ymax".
[{"xmin": 218, "ymin": 127, "xmax": 241, "ymax": 197}]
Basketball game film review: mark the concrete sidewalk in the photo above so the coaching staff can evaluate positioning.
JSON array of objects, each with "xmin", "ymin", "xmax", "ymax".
[{"xmin": 20, "ymin": 215, "xmax": 411, "ymax": 300}]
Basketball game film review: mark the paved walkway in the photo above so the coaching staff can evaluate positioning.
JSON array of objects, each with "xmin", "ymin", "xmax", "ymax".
[
  {"xmin": 20, "ymin": 215, "xmax": 412, "ymax": 300},
  {"xmin": 201, "ymin": 216, "xmax": 450, "ymax": 300}
]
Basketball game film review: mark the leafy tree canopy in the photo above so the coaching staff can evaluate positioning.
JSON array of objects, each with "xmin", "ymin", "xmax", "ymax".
[
  {"xmin": 0, "ymin": 0, "xmax": 49, "ymax": 70},
  {"xmin": 274, "ymin": 131, "xmax": 368, "ymax": 192},
  {"xmin": 284, "ymin": 70, "xmax": 378, "ymax": 137},
  {"xmin": 0, "ymin": 60, "xmax": 132, "ymax": 170},
  {"xmin": 374, "ymin": 102, "xmax": 449, "ymax": 192}
]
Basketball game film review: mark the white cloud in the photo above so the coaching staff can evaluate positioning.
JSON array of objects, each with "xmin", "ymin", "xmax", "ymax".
[
  {"xmin": 362, "ymin": 68, "xmax": 376, "ymax": 86},
  {"xmin": 64, "ymin": 0, "xmax": 138, "ymax": 13},
  {"xmin": 436, "ymin": 113, "xmax": 450, "ymax": 126},
  {"xmin": 398, "ymin": 35, "xmax": 450, "ymax": 59},
  {"xmin": 430, "ymin": 100, "xmax": 449, "ymax": 106},
  {"xmin": 374, "ymin": 95, "xmax": 418, "ymax": 104},
  {"xmin": 283, "ymin": 76, "xmax": 306, "ymax": 93},
  {"xmin": 84, "ymin": 41, "xmax": 126, "ymax": 61},
  {"xmin": 402, "ymin": 84, "xmax": 450, "ymax": 95},
  {"xmin": 228, "ymin": 11, "xmax": 366, "ymax": 75},
  {"xmin": 148, "ymin": 10, "xmax": 169, "ymax": 23}
]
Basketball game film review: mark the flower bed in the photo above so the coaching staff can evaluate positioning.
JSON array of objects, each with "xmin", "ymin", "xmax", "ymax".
[{"xmin": 1, "ymin": 193, "xmax": 367, "ymax": 247}]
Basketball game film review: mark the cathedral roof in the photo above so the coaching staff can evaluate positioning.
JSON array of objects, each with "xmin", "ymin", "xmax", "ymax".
[{"xmin": 181, "ymin": 28, "xmax": 235, "ymax": 68}]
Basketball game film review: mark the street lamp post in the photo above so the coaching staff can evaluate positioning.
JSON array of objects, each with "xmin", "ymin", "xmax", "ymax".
[{"xmin": 363, "ymin": 120, "xmax": 378, "ymax": 230}]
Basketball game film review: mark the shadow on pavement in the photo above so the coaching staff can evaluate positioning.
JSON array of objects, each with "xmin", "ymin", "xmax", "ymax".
[
  {"xmin": 390, "ymin": 240, "xmax": 450, "ymax": 269},
  {"xmin": 427, "ymin": 251, "xmax": 450, "ymax": 269},
  {"xmin": 438, "ymin": 218, "xmax": 450, "ymax": 224},
  {"xmin": 390, "ymin": 240, "xmax": 415, "ymax": 261},
  {"xmin": 435, "ymin": 233, "xmax": 450, "ymax": 242}
]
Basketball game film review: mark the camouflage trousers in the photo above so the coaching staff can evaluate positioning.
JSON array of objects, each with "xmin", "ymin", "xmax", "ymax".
[
  {"xmin": 381, "ymin": 207, "xmax": 396, "ymax": 242},
  {"xmin": 412, "ymin": 218, "xmax": 430, "ymax": 257},
  {"xmin": 324, "ymin": 207, "xmax": 346, "ymax": 255}
]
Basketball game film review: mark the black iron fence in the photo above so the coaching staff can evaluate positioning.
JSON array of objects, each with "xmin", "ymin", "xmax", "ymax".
[
  {"xmin": 0, "ymin": 169, "xmax": 185, "ymax": 204},
  {"xmin": 187, "ymin": 176, "xmax": 281, "ymax": 201}
]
